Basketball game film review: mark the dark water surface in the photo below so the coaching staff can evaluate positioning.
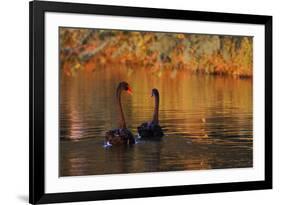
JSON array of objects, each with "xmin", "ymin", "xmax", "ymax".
[{"xmin": 60, "ymin": 67, "xmax": 253, "ymax": 176}]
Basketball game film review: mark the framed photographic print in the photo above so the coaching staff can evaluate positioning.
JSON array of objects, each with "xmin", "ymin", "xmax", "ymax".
[{"xmin": 29, "ymin": 0, "xmax": 272, "ymax": 204}]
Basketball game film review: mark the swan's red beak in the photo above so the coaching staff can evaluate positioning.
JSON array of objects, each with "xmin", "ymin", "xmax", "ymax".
[{"xmin": 127, "ymin": 87, "xmax": 133, "ymax": 95}]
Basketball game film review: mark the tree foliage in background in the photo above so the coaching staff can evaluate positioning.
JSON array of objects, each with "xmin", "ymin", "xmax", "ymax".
[{"xmin": 60, "ymin": 28, "xmax": 253, "ymax": 78}]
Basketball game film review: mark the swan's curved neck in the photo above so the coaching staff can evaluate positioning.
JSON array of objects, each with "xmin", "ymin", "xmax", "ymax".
[
  {"xmin": 116, "ymin": 87, "xmax": 126, "ymax": 128},
  {"xmin": 152, "ymin": 94, "xmax": 159, "ymax": 124}
]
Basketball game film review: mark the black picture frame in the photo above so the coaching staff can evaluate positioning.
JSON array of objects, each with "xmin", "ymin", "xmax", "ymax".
[{"xmin": 29, "ymin": 0, "xmax": 272, "ymax": 204}]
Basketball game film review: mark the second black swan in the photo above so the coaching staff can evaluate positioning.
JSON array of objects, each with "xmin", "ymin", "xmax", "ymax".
[{"xmin": 137, "ymin": 88, "xmax": 164, "ymax": 139}]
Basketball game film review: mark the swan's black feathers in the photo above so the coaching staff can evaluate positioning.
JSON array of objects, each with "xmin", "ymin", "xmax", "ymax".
[
  {"xmin": 137, "ymin": 121, "xmax": 164, "ymax": 139},
  {"xmin": 105, "ymin": 128, "xmax": 135, "ymax": 145}
]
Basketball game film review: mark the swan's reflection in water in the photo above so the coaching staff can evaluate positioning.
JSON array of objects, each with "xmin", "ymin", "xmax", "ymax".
[{"xmin": 60, "ymin": 66, "xmax": 252, "ymax": 176}]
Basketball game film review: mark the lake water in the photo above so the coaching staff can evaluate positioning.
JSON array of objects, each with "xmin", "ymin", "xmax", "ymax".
[{"xmin": 59, "ymin": 66, "xmax": 253, "ymax": 176}]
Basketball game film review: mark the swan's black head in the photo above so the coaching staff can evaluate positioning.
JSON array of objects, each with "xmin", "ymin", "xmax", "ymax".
[
  {"xmin": 151, "ymin": 88, "xmax": 159, "ymax": 97},
  {"xmin": 118, "ymin": 81, "xmax": 133, "ymax": 94}
]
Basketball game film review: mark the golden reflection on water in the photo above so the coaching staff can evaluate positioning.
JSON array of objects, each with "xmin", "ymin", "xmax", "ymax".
[{"xmin": 60, "ymin": 66, "xmax": 252, "ymax": 176}]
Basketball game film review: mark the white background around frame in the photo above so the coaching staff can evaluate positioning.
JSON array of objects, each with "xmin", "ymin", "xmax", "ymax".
[
  {"xmin": 0, "ymin": 0, "xmax": 280, "ymax": 205},
  {"xmin": 45, "ymin": 12, "xmax": 265, "ymax": 194}
]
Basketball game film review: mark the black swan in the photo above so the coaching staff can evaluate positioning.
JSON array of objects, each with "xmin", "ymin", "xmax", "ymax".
[
  {"xmin": 137, "ymin": 88, "xmax": 164, "ymax": 139},
  {"xmin": 105, "ymin": 82, "xmax": 135, "ymax": 145}
]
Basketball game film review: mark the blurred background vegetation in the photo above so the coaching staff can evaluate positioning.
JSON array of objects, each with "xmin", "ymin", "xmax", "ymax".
[{"xmin": 59, "ymin": 28, "xmax": 253, "ymax": 78}]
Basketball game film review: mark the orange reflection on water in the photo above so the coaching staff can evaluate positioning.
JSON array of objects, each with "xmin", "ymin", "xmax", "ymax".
[{"xmin": 60, "ymin": 65, "xmax": 252, "ymax": 176}]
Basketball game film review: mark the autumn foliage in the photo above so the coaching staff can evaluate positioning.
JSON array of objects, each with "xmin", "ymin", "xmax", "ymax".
[{"xmin": 60, "ymin": 28, "xmax": 253, "ymax": 78}]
